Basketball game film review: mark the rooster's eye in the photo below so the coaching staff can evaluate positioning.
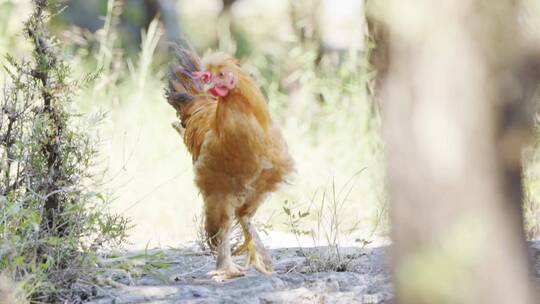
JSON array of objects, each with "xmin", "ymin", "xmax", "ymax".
[{"xmin": 218, "ymin": 72, "xmax": 225, "ymax": 77}]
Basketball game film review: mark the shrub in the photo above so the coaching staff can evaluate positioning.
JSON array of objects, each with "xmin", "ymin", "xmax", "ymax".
[{"xmin": 0, "ymin": 1, "xmax": 128, "ymax": 302}]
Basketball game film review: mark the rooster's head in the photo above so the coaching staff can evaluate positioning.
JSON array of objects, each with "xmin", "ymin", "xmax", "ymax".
[{"xmin": 193, "ymin": 52, "xmax": 240, "ymax": 98}]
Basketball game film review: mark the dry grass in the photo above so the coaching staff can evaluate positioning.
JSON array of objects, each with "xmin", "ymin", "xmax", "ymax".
[{"xmin": 282, "ymin": 172, "xmax": 386, "ymax": 272}]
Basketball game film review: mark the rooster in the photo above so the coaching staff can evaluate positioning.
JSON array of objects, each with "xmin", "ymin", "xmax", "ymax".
[{"xmin": 166, "ymin": 47, "xmax": 294, "ymax": 280}]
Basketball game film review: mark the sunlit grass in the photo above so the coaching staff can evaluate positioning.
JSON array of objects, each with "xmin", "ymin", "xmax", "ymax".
[{"xmin": 0, "ymin": 0, "xmax": 388, "ymax": 249}]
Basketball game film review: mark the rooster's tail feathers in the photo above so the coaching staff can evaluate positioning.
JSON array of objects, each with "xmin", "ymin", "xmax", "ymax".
[{"xmin": 166, "ymin": 45, "xmax": 204, "ymax": 111}]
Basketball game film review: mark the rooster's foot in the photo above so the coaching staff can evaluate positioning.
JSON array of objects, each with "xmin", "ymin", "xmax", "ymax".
[{"xmin": 207, "ymin": 263, "xmax": 245, "ymax": 281}]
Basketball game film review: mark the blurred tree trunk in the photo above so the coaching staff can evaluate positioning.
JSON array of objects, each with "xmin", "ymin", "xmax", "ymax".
[
  {"xmin": 144, "ymin": 0, "xmax": 181, "ymax": 42},
  {"xmin": 216, "ymin": 0, "xmax": 252, "ymax": 58},
  {"xmin": 216, "ymin": 0, "xmax": 237, "ymax": 53},
  {"xmin": 64, "ymin": 0, "xmax": 181, "ymax": 46},
  {"xmin": 374, "ymin": 0, "xmax": 539, "ymax": 303}
]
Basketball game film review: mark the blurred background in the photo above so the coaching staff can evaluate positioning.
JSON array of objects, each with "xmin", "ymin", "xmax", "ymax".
[{"xmin": 0, "ymin": 0, "xmax": 538, "ymax": 250}]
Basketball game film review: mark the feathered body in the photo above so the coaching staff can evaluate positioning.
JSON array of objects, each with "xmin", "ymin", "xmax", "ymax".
[{"xmin": 167, "ymin": 48, "xmax": 294, "ymax": 279}]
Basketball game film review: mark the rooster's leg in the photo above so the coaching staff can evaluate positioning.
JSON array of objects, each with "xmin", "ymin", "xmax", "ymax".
[
  {"xmin": 205, "ymin": 202, "xmax": 245, "ymax": 281},
  {"xmin": 235, "ymin": 216, "xmax": 273, "ymax": 274},
  {"xmin": 208, "ymin": 233, "xmax": 245, "ymax": 281},
  {"xmin": 232, "ymin": 220, "xmax": 251, "ymax": 256}
]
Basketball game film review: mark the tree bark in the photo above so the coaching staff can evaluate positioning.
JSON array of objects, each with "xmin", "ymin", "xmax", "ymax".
[{"xmin": 376, "ymin": 0, "xmax": 539, "ymax": 303}]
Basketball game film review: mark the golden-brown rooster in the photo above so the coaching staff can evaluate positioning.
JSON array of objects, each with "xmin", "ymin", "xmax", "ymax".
[{"xmin": 166, "ymin": 47, "xmax": 294, "ymax": 280}]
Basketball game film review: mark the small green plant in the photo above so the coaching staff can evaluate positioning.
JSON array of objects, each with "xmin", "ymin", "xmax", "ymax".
[
  {"xmin": 282, "ymin": 170, "xmax": 380, "ymax": 273},
  {"xmin": 282, "ymin": 199, "xmax": 311, "ymax": 238}
]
